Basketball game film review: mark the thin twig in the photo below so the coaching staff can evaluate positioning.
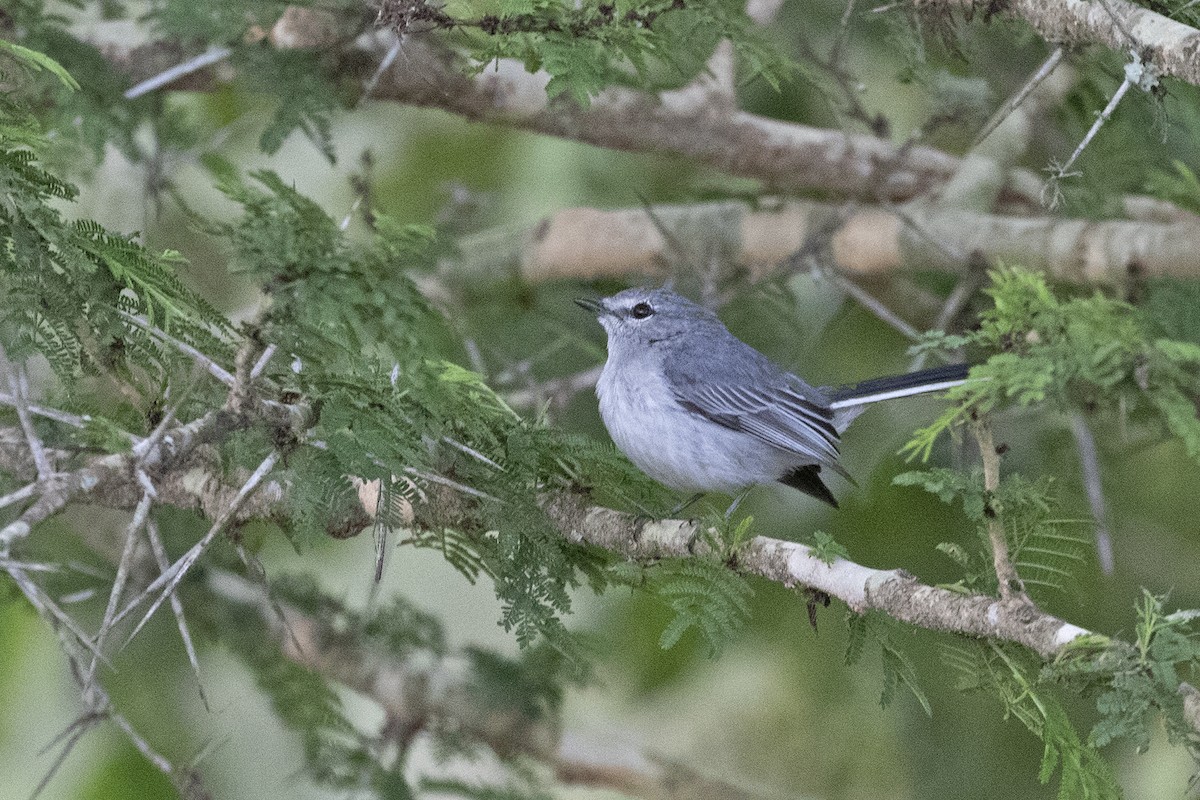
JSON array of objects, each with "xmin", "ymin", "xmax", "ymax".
[
  {"xmin": 972, "ymin": 417, "xmax": 1023, "ymax": 599},
  {"xmin": 442, "ymin": 436, "xmax": 505, "ymax": 471},
  {"xmin": 31, "ymin": 715, "xmax": 102, "ymax": 800},
  {"xmin": 250, "ymin": 344, "xmax": 278, "ymax": 380},
  {"xmin": 4, "ymin": 564, "xmax": 108, "ymax": 662},
  {"xmin": 8, "ymin": 367, "xmax": 53, "ymax": 481},
  {"xmin": 146, "ymin": 517, "xmax": 209, "ymax": 710},
  {"xmin": 827, "ymin": 274, "xmax": 921, "ymax": 341},
  {"xmin": 361, "ymin": 36, "xmax": 404, "ymax": 103},
  {"xmin": 123, "ymin": 47, "xmax": 233, "ymax": 99},
  {"xmin": 0, "ymin": 557, "xmax": 66, "ymax": 573},
  {"xmin": 1063, "ymin": 77, "xmax": 1133, "ymax": 174},
  {"xmin": 119, "ymin": 311, "xmax": 235, "ymax": 387},
  {"xmin": 971, "ymin": 47, "xmax": 1065, "ymax": 149},
  {"xmin": 1043, "ymin": 77, "xmax": 1133, "ymax": 208},
  {"xmin": 0, "ymin": 392, "xmax": 97, "ymax": 430},
  {"xmin": 0, "ymin": 481, "xmax": 38, "ymax": 511},
  {"xmin": 233, "ymin": 540, "xmax": 306, "ymax": 661},
  {"xmin": 908, "ymin": 270, "xmax": 984, "ymax": 371},
  {"xmin": 830, "ymin": 0, "xmax": 858, "ymax": 67},
  {"xmin": 85, "ymin": 491, "xmax": 153, "ymax": 692},
  {"xmin": 110, "ymin": 712, "xmax": 176, "ymax": 775},
  {"xmin": 132, "ymin": 404, "xmax": 178, "ymax": 462},
  {"xmin": 401, "ymin": 466, "xmax": 498, "ymax": 502},
  {"xmin": 114, "ymin": 450, "xmax": 281, "ymax": 646},
  {"xmin": 1070, "ymin": 413, "xmax": 1115, "ymax": 575},
  {"xmin": 1095, "ymin": 0, "xmax": 1140, "ymax": 48},
  {"xmin": 504, "ymin": 365, "xmax": 604, "ymax": 410}
]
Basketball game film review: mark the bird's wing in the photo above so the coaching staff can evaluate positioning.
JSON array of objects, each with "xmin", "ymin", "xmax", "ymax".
[{"xmin": 671, "ymin": 380, "xmax": 850, "ymax": 479}]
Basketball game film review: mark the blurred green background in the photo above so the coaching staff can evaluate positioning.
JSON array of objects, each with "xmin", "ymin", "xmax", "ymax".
[{"xmin": 5, "ymin": 2, "xmax": 1200, "ymax": 798}]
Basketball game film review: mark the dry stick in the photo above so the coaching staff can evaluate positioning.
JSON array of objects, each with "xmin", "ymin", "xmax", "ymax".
[
  {"xmin": 30, "ymin": 714, "xmax": 104, "ymax": 800},
  {"xmin": 84, "ymin": 492, "xmax": 153, "ymax": 695},
  {"xmin": 972, "ymin": 417, "xmax": 1023, "ymax": 599},
  {"xmin": 249, "ymin": 343, "xmax": 278, "ymax": 379},
  {"xmin": 132, "ymin": 404, "xmax": 177, "ymax": 462},
  {"xmin": 0, "ymin": 392, "xmax": 97, "ymax": 430},
  {"xmin": 110, "ymin": 712, "xmax": 176, "ymax": 775},
  {"xmin": 362, "ymin": 36, "xmax": 404, "ymax": 101},
  {"xmin": 123, "ymin": 46, "xmax": 233, "ymax": 99},
  {"xmin": 118, "ymin": 311, "xmax": 236, "ymax": 387},
  {"xmin": 401, "ymin": 465, "xmax": 498, "ymax": 501},
  {"xmin": 0, "ymin": 481, "xmax": 38, "ymax": 510},
  {"xmin": 113, "ymin": 449, "xmax": 281, "ymax": 647},
  {"xmin": 907, "ymin": 269, "xmax": 984, "ymax": 371},
  {"xmin": 5, "ymin": 563, "xmax": 108, "ymax": 661},
  {"xmin": 1070, "ymin": 413, "xmax": 1115, "ymax": 575},
  {"xmin": 1043, "ymin": 77, "xmax": 1134, "ymax": 208},
  {"xmin": 1095, "ymin": 0, "xmax": 1141, "ymax": 47},
  {"xmin": 972, "ymin": 46, "xmax": 1066, "ymax": 149},
  {"xmin": 145, "ymin": 518, "xmax": 209, "ymax": 710},
  {"xmin": 830, "ymin": 0, "xmax": 859, "ymax": 66},
  {"xmin": 504, "ymin": 365, "xmax": 605, "ymax": 410},
  {"xmin": 828, "ymin": 272, "xmax": 922, "ymax": 341},
  {"xmin": 7, "ymin": 368, "xmax": 53, "ymax": 482}
]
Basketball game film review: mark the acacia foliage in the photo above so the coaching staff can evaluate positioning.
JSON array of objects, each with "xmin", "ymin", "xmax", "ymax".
[{"xmin": 3, "ymin": 2, "xmax": 1200, "ymax": 799}]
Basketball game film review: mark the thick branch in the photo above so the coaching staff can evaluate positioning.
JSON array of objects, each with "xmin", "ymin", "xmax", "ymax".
[
  {"xmin": 97, "ymin": 32, "xmax": 1046, "ymax": 207},
  {"xmin": 920, "ymin": 0, "xmax": 1200, "ymax": 89},
  {"xmin": 541, "ymin": 494, "xmax": 1086, "ymax": 659},
  {"xmin": 0, "ymin": 422, "xmax": 1122, "ymax": 661},
  {"xmin": 444, "ymin": 199, "xmax": 1200, "ymax": 293}
]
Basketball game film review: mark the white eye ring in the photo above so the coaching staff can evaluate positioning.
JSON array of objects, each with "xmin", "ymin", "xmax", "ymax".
[{"xmin": 631, "ymin": 302, "xmax": 654, "ymax": 319}]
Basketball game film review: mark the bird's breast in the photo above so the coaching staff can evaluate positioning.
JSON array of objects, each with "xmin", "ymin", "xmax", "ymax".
[{"xmin": 595, "ymin": 359, "xmax": 798, "ymax": 493}]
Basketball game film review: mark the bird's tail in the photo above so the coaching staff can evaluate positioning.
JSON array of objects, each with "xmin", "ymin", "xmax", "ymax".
[{"xmin": 826, "ymin": 362, "xmax": 970, "ymax": 410}]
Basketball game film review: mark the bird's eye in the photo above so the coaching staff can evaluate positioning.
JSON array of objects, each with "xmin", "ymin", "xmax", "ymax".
[{"xmin": 630, "ymin": 302, "xmax": 654, "ymax": 319}]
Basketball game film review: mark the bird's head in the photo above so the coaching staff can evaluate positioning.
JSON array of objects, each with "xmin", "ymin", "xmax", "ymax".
[{"xmin": 575, "ymin": 288, "xmax": 720, "ymax": 350}]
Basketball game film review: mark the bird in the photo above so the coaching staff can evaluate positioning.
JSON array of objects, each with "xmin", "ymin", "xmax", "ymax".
[{"xmin": 575, "ymin": 287, "xmax": 969, "ymax": 511}]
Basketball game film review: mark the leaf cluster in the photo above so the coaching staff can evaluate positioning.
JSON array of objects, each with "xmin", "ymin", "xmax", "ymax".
[
  {"xmin": 1050, "ymin": 591, "xmax": 1200, "ymax": 757},
  {"xmin": 845, "ymin": 612, "xmax": 932, "ymax": 717},
  {"xmin": 940, "ymin": 639, "xmax": 1121, "ymax": 800},
  {"xmin": 200, "ymin": 170, "xmax": 649, "ymax": 658},
  {"xmin": 200, "ymin": 575, "xmax": 415, "ymax": 797},
  {"xmin": 893, "ymin": 467, "xmax": 1086, "ymax": 597},
  {"xmin": 650, "ymin": 555, "xmax": 753, "ymax": 657},
  {"xmin": 380, "ymin": 0, "xmax": 790, "ymax": 104},
  {"xmin": 904, "ymin": 267, "xmax": 1200, "ymax": 463},
  {"xmin": 0, "ymin": 55, "xmax": 231, "ymax": 412}
]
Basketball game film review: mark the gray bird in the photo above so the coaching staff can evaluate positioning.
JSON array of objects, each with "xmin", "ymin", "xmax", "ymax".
[{"xmin": 576, "ymin": 287, "xmax": 969, "ymax": 509}]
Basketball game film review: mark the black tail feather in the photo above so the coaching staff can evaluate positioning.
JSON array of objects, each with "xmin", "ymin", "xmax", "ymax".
[
  {"xmin": 827, "ymin": 362, "xmax": 970, "ymax": 404},
  {"xmin": 780, "ymin": 464, "xmax": 839, "ymax": 508}
]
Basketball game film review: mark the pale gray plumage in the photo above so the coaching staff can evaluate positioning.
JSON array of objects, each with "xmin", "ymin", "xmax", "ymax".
[{"xmin": 577, "ymin": 287, "xmax": 969, "ymax": 507}]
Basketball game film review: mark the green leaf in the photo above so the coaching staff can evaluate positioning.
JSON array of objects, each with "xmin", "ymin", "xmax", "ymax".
[
  {"xmin": 0, "ymin": 41, "xmax": 80, "ymax": 90},
  {"xmin": 809, "ymin": 530, "xmax": 849, "ymax": 566},
  {"xmin": 880, "ymin": 636, "xmax": 932, "ymax": 716},
  {"xmin": 651, "ymin": 557, "xmax": 753, "ymax": 658}
]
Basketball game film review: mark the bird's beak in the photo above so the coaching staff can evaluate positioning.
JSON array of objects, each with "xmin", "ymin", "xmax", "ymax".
[{"xmin": 574, "ymin": 296, "xmax": 607, "ymax": 316}]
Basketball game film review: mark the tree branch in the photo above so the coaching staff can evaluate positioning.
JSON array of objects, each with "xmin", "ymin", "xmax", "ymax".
[
  {"xmin": 443, "ymin": 199, "xmax": 1200, "ymax": 294},
  {"xmin": 539, "ymin": 493, "xmax": 1085, "ymax": 660},
  {"xmin": 97, "ymin": 32, "xmax": 1043, "ymax": 207},
  {"xmin": 919, "ymin": 0, "xmax": 1200, "ymax": 89},
  {"xmin": 971, "ymin": 417, "xmax": 1023, "ymax": 599}
]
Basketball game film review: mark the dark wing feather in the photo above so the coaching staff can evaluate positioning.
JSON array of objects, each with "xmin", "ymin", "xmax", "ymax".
[{"xmin": 780, "ymin": 465, "xmax": 839, "ymax": 507}]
